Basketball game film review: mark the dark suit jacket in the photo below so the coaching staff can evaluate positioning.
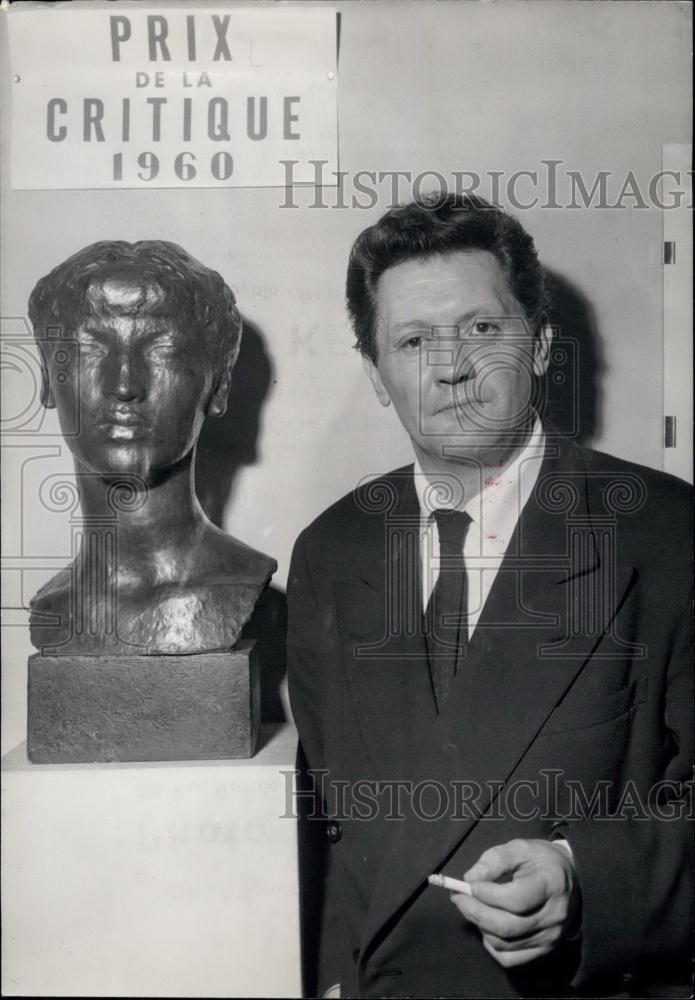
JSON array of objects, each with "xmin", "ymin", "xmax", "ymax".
[{"xmin": 287, "ymin": 438, "xmax": 693, "ymax": 999}]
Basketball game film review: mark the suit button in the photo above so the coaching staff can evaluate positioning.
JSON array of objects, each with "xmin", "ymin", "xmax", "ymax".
[{"xmin": 326, "ymin": 820, "xmax": 342, "ymax": 843}]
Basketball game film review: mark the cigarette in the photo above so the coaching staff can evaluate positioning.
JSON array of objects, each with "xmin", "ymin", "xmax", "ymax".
[{"xmin": 428, "ymin": 873, "xmax": 473, "ymax": 895}]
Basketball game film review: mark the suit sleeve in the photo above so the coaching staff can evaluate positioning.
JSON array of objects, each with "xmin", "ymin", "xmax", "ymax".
[
  {"xmin": 287, "ymin": 531, "xmax": 347, "ymax": 996},
  {"xmin": 561, "ymin": 592, "xmax": 694, "ymax": 989}
]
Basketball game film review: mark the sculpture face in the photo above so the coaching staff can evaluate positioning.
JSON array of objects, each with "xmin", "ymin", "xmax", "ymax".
[
  {"xmin": 28, "ymin": 241, "xmax": 276, "ymax": 658},
  {"xmin": 43, "ymin": 278, "xmax": 224, "ymax": 483}
]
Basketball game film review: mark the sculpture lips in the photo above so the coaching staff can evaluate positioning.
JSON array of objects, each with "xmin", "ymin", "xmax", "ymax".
[
  {"xmin": 100, "ymin": 410, "xmax": 146, "ymax": 439},
  {"xmin": 102, "ymin": 409, "xmax": 144, "ymax": 426}
]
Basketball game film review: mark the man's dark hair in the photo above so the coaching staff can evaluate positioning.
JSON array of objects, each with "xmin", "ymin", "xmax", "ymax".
[
  {"xmin": 28, "ymin": 240, "xmax": 242, "ymax": 376},
  {"xmin": 346, "ymin": 193, "xmax": 548, "ymax": 363}
]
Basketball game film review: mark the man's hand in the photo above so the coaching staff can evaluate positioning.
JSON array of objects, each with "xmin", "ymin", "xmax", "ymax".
[{"xmin": 451, "ymin": 838, "xmax": 580, "ymax": 968}]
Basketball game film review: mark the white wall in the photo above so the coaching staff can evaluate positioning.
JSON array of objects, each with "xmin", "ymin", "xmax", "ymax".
[{"xmin": 2, "ymin": 0, "xmax": 692, "ymax": 754}]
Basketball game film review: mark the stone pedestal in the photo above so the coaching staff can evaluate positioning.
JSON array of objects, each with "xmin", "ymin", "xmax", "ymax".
[
  {"xmin": 27, "ymin": 640, "xmax": 260, "ymax": 763},
  {"xmin": 1, "ymin": 724, "xmax": 301, "ymax": 998}
]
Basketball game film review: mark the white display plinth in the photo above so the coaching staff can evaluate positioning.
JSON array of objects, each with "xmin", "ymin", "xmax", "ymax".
[{"xmin": 1, "ymin": 723, "xmax": 301, "ymax": 998}]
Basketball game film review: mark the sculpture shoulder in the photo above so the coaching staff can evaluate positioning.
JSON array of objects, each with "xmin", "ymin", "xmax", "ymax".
[
  {"xmin": 30, "ymin": 564, "xmax": 74, "ymax": 609},
  {"xmin": 198, "ymin": 522, "xmax": 277, "ymax": 587},
  {"xmin": 27, "ymin": 529, "xmax": 277, "ymax": 655}
]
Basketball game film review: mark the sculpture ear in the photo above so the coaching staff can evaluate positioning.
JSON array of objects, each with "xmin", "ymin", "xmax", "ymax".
[
  {"xmin": 207, "ymin": 368, "xmax": 232, "ymax": 418},
  {"xmin": 39, "ymin": 355, "xmax": 55, "ymax": 409}
]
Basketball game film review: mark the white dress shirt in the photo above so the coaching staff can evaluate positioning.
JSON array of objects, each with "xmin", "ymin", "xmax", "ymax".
[{"xmin": 414, "ymin": 419, "xmax": 546, "ymax": 637}]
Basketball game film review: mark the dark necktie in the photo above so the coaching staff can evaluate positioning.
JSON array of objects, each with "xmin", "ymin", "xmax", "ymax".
[{"xmin": 424, "ymin": 508, "xmax": 472, "ymax": 711}]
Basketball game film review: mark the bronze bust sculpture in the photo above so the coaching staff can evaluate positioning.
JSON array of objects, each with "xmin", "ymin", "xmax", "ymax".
[{"xmin": 28, "ymin": 240, "xmax": 277, "ymax": 657}]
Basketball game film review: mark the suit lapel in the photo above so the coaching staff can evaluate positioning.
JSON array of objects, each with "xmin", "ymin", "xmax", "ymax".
[
  {"xmin": 360, "ymin": 438, "xmax": 637, "ymax": 957},
  {"xmin": 335, "ymin": 467, "xmax": 438, "ymax": 780}
]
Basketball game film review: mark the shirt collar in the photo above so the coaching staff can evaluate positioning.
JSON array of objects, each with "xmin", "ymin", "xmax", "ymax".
[{"xmin": 413, "ymin": 418, "xmax": 546, "ymax": 553}]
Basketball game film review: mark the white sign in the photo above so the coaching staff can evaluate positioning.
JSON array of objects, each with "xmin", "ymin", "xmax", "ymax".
[{"xmin": 8, "ymin": 6, "xmax": 337, "ymax": 189}]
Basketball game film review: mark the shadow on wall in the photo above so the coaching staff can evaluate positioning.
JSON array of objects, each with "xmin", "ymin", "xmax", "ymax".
[
  {"xmin": 542, "ymin": 270, "xmax": 605, "ymax": 447},
  {"xmin": 196, "ymin": 318, "xmax": 272, "ymax": 525},
  {"xmin": 195, "ymin": 319, "xmax": 287, "ymax": 723}
]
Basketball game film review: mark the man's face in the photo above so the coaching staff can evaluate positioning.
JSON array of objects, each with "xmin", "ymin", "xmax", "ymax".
[
  {"xmin": 365, "ymin": 250, "xmax": 551, "ymax": 468},
  {"xmin": 42, "ymin": 278, "xmax": 228, "ymax": 482}
]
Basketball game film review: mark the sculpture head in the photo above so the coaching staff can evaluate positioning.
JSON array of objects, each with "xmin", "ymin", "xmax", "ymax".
[{"xmin": 28, "ymin": 241, "xmax": 242, "ymax": 483}]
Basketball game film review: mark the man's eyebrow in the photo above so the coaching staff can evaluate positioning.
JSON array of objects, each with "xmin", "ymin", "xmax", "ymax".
[{"xmin": 389, "ymin": 308, "xmax": 506, "ymax": 335}]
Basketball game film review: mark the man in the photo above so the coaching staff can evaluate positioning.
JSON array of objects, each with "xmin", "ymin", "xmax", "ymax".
[{"xmin": 288, "ymin": 195, "xmax": 693, "ymax": 998}]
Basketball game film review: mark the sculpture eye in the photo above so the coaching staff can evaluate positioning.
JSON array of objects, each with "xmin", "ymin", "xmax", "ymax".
[
  {"xmin": 78, "ymin": 334, "xmax": 108, "ymax": 357},
  {"xmin": 146, "ymin": 340, "xmax": 177, "ymax": 358}
]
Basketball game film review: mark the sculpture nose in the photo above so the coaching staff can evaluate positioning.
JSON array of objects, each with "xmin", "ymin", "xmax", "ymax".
[{"xmin": 109, "ymin": 351, "xmax": 145, "ymax": 402}]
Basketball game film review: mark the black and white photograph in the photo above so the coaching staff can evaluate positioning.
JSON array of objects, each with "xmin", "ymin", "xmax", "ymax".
[{"xmin": 1, "ymin": 1, "xmax": 692, "ymax": 997}]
